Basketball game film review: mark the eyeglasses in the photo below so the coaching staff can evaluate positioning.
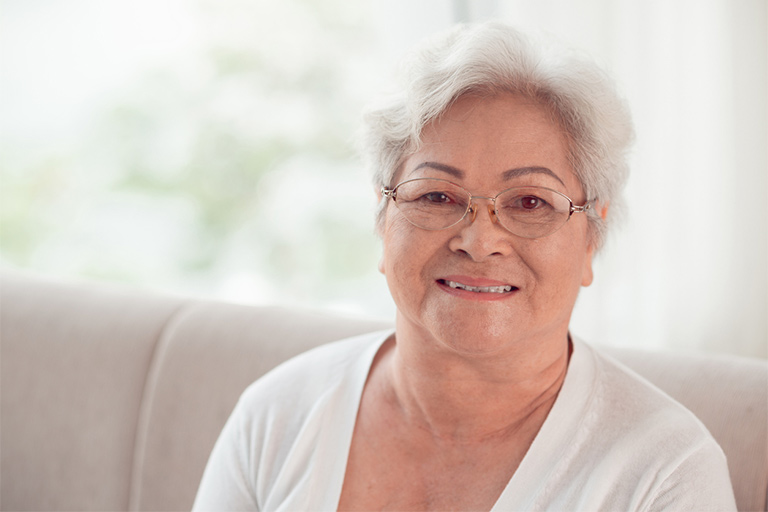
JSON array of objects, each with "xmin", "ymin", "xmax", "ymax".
[{"xmin": 381, "ymin": 177, "xmax": 593, "ymax": 239}]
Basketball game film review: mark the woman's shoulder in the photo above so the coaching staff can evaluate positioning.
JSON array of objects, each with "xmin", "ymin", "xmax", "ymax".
[
  {"xmin": 193, "ymin": 329, "xmax": 393, "ymax": 511},
  {"xmin": 529, "ymin": 339, "xmax": 736, "ymax": 511},
  {"xmin": 572, "ymin": 339, "xmax": 726, "ymax": 463}
]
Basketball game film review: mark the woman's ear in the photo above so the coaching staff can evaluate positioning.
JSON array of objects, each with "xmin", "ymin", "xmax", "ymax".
[
  {"xmin": 597, "ymin": 201, "xmax": 609, "ymax": 220},
  {"xmin": 378, "ymin": 254, "xmax": 386, "ymax": 275},
  {"xmin": 581, "ymin": 201, "xmax": 609, "ymax": 287}
]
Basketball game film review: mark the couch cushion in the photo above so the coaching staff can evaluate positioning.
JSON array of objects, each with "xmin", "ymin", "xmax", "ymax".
[
  {"xmin": 0, "ymin": 273, "xmax": 184, "ymax": 512},
  {"xmin": 129, "ymin": 301, "xmax": 390, "ymax": 511}
]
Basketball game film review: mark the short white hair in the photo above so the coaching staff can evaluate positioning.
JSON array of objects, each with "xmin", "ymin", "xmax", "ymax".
[{"xmin": 361, "ymin": 22, "xmax": 634, "ymax": 249}]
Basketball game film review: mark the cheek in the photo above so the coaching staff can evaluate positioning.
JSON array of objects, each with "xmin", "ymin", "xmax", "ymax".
[
  {"xmin": 381, "ymin": 215, "xmax": 426, "ymax": 283},
  {"xmin": 581, "ymin": 247, "xmax": 595, "ymax": 287},
  {"xmin": 380, "ymin": 214, "xmax": 448, "ymax": 306},
  {"xmin": 527, "ymin": 228, "xmax": 592, "ymax": 294},
  {"xmin": 565, "ymin": 244, "xmax": 594, "ymax": 294}
]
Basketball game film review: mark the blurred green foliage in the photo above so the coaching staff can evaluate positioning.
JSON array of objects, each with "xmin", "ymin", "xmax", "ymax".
[{"xmin": 0, "ymin": 0, "xmax": 387, "ymax": 311}]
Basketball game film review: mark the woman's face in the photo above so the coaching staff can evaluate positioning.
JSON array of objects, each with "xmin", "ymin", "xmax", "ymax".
[{"xmin": 379, "ymin": 93, "xmax": 596, "ymax": 356}]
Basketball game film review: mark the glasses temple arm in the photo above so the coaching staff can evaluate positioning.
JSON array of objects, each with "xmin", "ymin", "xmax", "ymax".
[{"xmin": 571, "ymin": 200, "xmax": 595, "ymax": 215}]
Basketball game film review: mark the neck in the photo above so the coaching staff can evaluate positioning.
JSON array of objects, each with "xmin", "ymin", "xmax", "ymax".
[{"xmin": 384, "ymin": 317, "xmax": 571, "ymax": 443}]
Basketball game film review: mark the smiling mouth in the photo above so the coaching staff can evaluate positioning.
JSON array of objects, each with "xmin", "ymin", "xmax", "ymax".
[{"xmin": 438, "ymin": 279, "xmax": 518, "ymax": 294}]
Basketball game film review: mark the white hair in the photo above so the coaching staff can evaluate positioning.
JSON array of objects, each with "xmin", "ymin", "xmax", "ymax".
[{"xmin": 361, "ymin": 22, "xmax": 634, "ymax": 249}]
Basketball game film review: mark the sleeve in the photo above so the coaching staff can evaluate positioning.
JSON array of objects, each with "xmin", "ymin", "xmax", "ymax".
[
  {"xmin": 646, "ymin": 440, "xmax": 737, "ymax": 512},
  {"xmin": 192, "ymin": 400, "xmax": 259, "ymax": 512}
]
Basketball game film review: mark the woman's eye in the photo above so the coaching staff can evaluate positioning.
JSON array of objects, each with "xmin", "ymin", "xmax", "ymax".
[
  {"xmin": 518, "ymin": 196, "xmax": 545, "ymax": 209},
  {"xmin": 422, "ymin": 192, "xmax": 452, "ymax": 203}
]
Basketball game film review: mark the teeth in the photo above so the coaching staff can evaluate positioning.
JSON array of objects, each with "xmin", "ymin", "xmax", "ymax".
[{"xmin": 445, "ymin": 280, "xmax": 513, "ymax": 293}]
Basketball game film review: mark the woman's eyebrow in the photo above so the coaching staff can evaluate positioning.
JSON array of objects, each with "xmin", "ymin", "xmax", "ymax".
[
  {"xmin": 502, "ymin": 166, "xmax": 565, "ymax": 185},
  {"xmin": 413, "ymin": 161, "xmax": 565, "ymax": 186},
  {"xmin": 413, "ymin": 161, "xmax": 464, "ymax": 178}
]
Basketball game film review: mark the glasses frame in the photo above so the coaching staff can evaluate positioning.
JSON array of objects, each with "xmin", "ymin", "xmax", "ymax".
[{"xmin": 381, "ymin": 177, "xmax": 594, "ymax": 239}]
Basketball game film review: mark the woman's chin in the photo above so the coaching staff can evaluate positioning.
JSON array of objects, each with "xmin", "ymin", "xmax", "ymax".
[{"xmin": 420, "ymin": 310, "xmax": 528, "ymax": 358}]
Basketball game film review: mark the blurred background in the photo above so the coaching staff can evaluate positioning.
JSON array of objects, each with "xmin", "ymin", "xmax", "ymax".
[{"xmin": 1, "ymin": 0, "xmax": 765, "ymax": 357}]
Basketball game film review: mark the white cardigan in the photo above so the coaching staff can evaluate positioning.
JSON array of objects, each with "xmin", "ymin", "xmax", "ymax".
[{"xmin": 193, "ymin": 330, "xmax": 736, "ymax": 511}]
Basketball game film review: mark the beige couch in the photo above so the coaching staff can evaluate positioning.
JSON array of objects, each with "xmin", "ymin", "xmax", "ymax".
[{"xmin": 2, "ymin": 272, "xmax": 767, "ymax": 512}]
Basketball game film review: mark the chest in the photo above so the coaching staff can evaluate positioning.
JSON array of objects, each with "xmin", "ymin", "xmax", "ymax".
[{"xmin": 337, "ymin": 410, "xmax": 531, "ymax": 511}]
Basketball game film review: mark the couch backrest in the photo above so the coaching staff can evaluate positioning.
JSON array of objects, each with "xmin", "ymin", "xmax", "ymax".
[
  {"xmin": 1, "ymin": 273, "xmax": 185, "ymax": 511},
  {"xmin": 2, "ymin": 273, "xmax": 766, "ymax": 511},
  {"xmin": 0, "ymin": 273, "xmax": 390, "ymax": 511}
]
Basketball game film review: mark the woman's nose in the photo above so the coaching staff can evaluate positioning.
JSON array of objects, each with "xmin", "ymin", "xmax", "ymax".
[{"xmin": 448, "ymin": 202, "xmax": 513, "ymax": 260}]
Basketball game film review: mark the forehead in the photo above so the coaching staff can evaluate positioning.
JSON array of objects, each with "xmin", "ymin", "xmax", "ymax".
[{"xmin": 402, "ymin": 93, "xmax": 581, "ymax": 196}]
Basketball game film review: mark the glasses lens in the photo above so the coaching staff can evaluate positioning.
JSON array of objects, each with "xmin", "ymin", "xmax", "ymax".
[
  {"xmin": 495, "ymin": 187, "xmax": 572, "ymax": 238},
  {"xmin": 393, "ymin": 179, "xmax": 470, "ymax": 230}
]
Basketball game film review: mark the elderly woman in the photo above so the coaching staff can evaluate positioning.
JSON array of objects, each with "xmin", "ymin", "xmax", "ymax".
[{"xmin": 193, "ymin": 23, "xmax": 736, "ymax": 511}]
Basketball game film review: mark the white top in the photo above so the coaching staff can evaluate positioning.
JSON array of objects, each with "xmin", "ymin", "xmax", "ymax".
[{"xmin": 193, "ymin": 330, "xmax": 737, "ymax": 511}]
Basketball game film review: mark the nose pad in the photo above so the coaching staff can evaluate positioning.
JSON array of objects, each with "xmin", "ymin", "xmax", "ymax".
[
  {"xmin": 466, "ymin": 201, "xmax": 498, "ymax": 224},
  {"xmin": 487, "ymin": 204, "xmax": 498, "ymax": 224},
  {"xmin": 468, "ymin": 203, "xmax": 478, "ymax": 223}
]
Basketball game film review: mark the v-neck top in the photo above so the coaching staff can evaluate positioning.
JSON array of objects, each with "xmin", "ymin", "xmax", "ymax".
[{"xmin": 192, "ymin": 330, "xmax": 736, "ymax": 512}]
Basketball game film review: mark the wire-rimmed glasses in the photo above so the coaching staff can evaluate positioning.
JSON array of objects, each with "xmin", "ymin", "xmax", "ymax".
[{"xmin": 381, "ymin": 177, "xmax": 593, "ymax": 239}]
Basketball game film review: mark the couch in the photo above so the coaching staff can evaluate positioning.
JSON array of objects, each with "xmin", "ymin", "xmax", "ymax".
[{"xmin": 1, "ymin": 272, "xmax": 766, "ymax": 511}]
